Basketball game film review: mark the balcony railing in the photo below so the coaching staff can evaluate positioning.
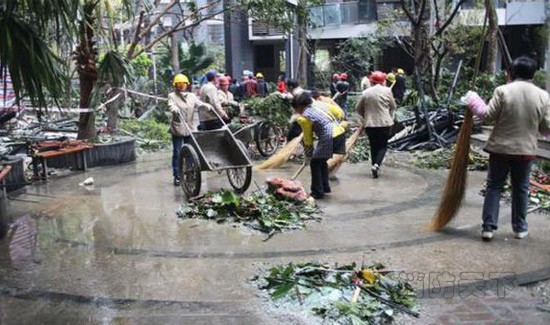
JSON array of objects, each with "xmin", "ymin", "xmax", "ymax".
[
  {"xmin": 251, "ymin": 20, "xmax": 284, "ymax": 37},
  {"xmin": 309, "ymin": 1, "xmax": 377, "ymax": 27}
]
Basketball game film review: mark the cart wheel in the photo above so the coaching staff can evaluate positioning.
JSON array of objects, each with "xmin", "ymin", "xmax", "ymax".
[
  {"xmin": 178, "ymin": 144, "xmax": 201, "ymax": 197},
  {"xmin": 255, "ymin": 121, "xmax": 280, "ymax": 157},
  {"xmin": 227, "ymin": 140, "xmax": 252, "ymax": 194}
]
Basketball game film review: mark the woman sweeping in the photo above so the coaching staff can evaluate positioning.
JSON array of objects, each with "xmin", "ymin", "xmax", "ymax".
[
  {"xmin": 291, "ymin": 92, "xmax": 346, "ymax": 199},
  {"xmin": 356, "ymin": 71, "xmax": 397, "ymax": 178},
  {"xmin": 465, "ymin": 56, "xmax": 550, "ymax": 241}
]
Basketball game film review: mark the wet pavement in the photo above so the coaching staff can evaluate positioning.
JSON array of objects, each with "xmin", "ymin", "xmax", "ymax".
[{"xmin": 1, "ymin": 151, "xmax": 549, "ymax": 324}]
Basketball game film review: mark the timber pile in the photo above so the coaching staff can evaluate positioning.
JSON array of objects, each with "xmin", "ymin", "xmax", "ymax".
[{"xmin": 388, "ymin": 109, "xmax": 471, "ymax": 151}]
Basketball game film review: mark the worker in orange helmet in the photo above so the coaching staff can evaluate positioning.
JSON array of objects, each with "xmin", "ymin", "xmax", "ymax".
[
  {"xmin": 355, "ymin": 71, "xmax": 396, "ymax": 178},
  {"xmin": 330, "ymin": 73, "xmax": 340, "ymax": 97},
  {"xmin": 218, "ymin": 76, "xmax": 241, "ymax": 117},
  {"xmin": 333, "ymin": 72, "xmax": 350, "ymax": 115}
]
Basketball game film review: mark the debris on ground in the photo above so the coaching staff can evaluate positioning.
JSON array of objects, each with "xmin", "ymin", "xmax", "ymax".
[
  {"xmin": 348, "ymin": 135, "xmax": 371, "ymax": 163},
  {"xmin": 254, "ymin": 261, "xmax": 418, "ymax": 324},
  {"xmin": 241, "ymin": 94, "xmax": 291, "ymax": 130},
  {"xmin": 413, "ymin": 145, "xmax": 488, "ymax": 171},
  {"xmin": 266, "ymin": 177, "xmax": 309, "ymax": 202},
  {"xmin": 479, "ymin": 167, "xmax": 550, "ymax": 213},
  {"xmin": 176, "ymin": 189, "xmax": 321, "ymax": 236},
  {"xmin": 79, "ymin": 177, "xmax": 94, "ymax": 186},
  {"xmin": 527, "ymin": 279, "xmax": 550, "ymax": 313},
  {"xmin": 388, "ymin": 108, "xmax": 465, "ymax": 151},
  {"xmin": 118, "ymin": 119, "xmax": 170, "ymax": 151}
]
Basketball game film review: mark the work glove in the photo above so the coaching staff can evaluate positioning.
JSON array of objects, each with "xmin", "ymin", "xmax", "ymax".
[{"xmin": 461, "ymin": 91, "xmax": 487, "ymax": 118}]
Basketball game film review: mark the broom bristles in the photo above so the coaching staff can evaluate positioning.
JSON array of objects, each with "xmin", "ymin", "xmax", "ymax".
[
  {"xmin": 328, "ymin": 127, "xmax": 363, "ymax": 174},
  {"xmin": 429, "ymin": 110, "xmax": 474, "ymax": 230},
  {"xmin": 255, "ymin": 134, "xmax": 304, "ymax": 170}
]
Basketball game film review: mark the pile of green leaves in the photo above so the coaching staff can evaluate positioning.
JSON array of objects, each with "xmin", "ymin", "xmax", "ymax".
[
  {"xmin": 348, "ymin": 136, "xmax": 371, "ymax": 163},
  {"xmin": 241, "ymin": 95, "xmax": 292, "ymax": 129},
  {"xmin": 256, "ymin": 262, "xmax": 418, "ymax": 324},
  {"xmin": 176, "ymin": 189, "xmax": 321, "ymax": 234},
  {"xmin": 119, "ymin": 119, "xmax": 171, "ymax": 151},
  {"xmin": 413, "ymin": 146, "xmax": 488, "ymax": 171}
]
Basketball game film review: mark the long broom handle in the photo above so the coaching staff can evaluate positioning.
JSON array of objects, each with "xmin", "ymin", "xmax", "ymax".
[{"xmin": 430, "ymin": 11, "xmax": 489, "ymax": 231}]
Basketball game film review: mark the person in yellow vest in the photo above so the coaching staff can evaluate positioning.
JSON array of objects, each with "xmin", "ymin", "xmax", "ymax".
[
  {"xmin": 292, "ymin": 91, "xmax": 346, "ymax": 199},
  {"xmin": 168, "ymin": 74, "xmax": 213, "ymax": 186}
]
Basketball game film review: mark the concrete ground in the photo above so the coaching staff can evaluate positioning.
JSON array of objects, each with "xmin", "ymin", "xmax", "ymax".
[{"xmin": 1, "ymin": 150, "xmax": 549, "ymax": 324}]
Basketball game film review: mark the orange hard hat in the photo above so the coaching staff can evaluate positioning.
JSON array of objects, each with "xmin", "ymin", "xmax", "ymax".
[
  {"xmin": 218, "ymin": 76, "xmax": 230, "ymax": 85},
  {"xmin": 369, "ymin": 71, "xmax": 387, "ymax": 85}
]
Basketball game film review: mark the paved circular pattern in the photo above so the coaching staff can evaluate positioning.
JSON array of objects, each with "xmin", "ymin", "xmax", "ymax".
[{"xmin": 1, "ymin": 152, "xmax": 549, "ymax": 324}]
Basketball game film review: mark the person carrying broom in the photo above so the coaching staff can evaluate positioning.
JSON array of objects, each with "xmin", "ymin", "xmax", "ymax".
[
  {"xmin": 464, "ymin": 56, "xmax": 550, "ymax": 241},
  {"xmin": 291, "ymin": 91, "xmax": 346, "ymax": 199}
]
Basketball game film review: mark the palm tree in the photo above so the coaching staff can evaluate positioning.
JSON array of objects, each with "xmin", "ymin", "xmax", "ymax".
[
  {"xmin": 0, "ymin": 0, "xmax": 76, "ymax": 109},
  {"xmin": 1, "ymin": 0, "xmax": 133, "ymax": 139}
]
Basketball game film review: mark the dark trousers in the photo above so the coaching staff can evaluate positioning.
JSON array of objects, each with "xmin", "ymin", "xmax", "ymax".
[
  {"xmin": 172, "ymin": 135, "xmax": 191, "ymax": 178},
  {"xmin": 482, "ymin": 154, "xmax": 534, "ymax": 232},
  {"xmin": 310, "ymin": 158, "xmax": 329, "ymax": 198},
  {"xmin": 199, "ymin": 119, "xmax": 224, "ymax": 131},
  {"xmin": 365, "ymin": 126, "xmax": 391, "ymax": 166}
]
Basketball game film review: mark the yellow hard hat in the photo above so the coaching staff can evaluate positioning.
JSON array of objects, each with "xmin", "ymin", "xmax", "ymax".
[
  {"xmin": 256, "ymin": 72, "xmax": 264, "ymax": 79},
  {"xmin": 397, "ymin": 68, "xmax": 405, "ymax": 75},
  {"xmin": 173, "ymin": 74, "xmax": 190, "ymax": 86},
  {"xmin": 386, "ymin": 73, "xmax": 396, "ymax": 83}
]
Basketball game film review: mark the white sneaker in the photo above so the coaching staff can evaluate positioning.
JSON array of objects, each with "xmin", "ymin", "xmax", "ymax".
[
  {"xmin": 514, "ymin": 231, "xmax": 528, "ymax": 239},
  {"xmin": 371, "ymin": 164, "xmax": 379, "ymax": 178},
  {"xmin": 482, "ymin": 231, "xmax": 493, "ymax": 241}
]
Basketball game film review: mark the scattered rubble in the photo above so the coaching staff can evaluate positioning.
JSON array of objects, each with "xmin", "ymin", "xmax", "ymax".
[
  {"xmin": 413, "ymin": 145, "xmax": 488, "ymax": 171},
  {"xmin": 176, "ymin": 188, "xmax": 321, "ymax": 237},
  {"xmin": 479, "ymin": 167, "xmax": 550, "ymax": 213},
  {"xmin": 254, "ymin": 261, "xmax": 418, "ymax": 324}
]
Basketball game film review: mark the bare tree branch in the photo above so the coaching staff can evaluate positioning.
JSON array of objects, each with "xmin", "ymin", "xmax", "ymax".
[
  {"xmin": 126, "ymin": 10, "xmax": 144, "ymax": 59},
  {"xmin": 400, "ymin": 0, "xmax": 417, "ymax": 25},
  {"xmin": 126, "ymin": 1, "xmax": 226, "ymax": 59},
  {"xmin": 434, "ymin": 0, "xmax": 468, "ymax": 37},
  {"xmin": 416, "ymin": 0, "xmax": 428, "ymax": 26},
  {"xmin": 137, "ymin": 0, "xmax": 180, "ymax": 40}
]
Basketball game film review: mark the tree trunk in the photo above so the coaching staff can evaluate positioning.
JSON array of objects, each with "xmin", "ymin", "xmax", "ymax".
[
  {"xmin": 296, "ymin": 0, "xmax": 309, "ymax": 85},
  {"xmin": 483, "ymin": 0, "xmax": 499, "ymax": 73},
  {"xmin": 106, "ymin": 87, "xmax": 124, "ymax": 131},
  {"xmin": 170, "ymin": 33, "xmax": 180, "ymax": 73},
  {"xmin": 76, "ymin": 1, "xmax": 98, "ymax": 140}
]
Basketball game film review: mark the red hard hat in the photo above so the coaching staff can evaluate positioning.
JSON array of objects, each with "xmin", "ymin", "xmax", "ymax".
[
  {"xmin": 332, "ymin": 73, "xmax": 340, "ymax": 80},
  {"xmin": 340, "ymin": 72, "xmax": 348, "ymax": 80},
  {"xmin": 218, "ymin": 76, "xmax": 230, "ymax": 85},
  {"xmin": 369, "ymin": 71, "xmax": 387, "ymax": 85}
]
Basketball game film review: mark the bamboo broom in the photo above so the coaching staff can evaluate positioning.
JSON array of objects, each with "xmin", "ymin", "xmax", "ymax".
[
  {"xmin": 255, "ymin": 134, "xmax": 304, "ymax": 170},
  {"xmin": 328, "ymin": 126, "xmax": 363, "ymax": 174},
  {"xmin": 429, "ymin": 12, "xmax": 488, "ymax": 231}
]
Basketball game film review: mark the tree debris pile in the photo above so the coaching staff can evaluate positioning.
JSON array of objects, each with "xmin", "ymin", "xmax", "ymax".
[
  {"xmin": 479, "ymin": 167, "xmax": 550, "ymax": 213},
  {"xmin": 413, "ymin": 145, "xmax": 488, "ymax": 171},
  {"xmin": 348, "ymin": 135, "xmax": 371, "ymax": 163},
  {"xmin": 266, "ymin": 177, "xmax": 309, "ymax": 202},
  {"xmin": 118, "ymin": 119, "xmax": 170, "ymax": 151},
  {"xmin": 241, "ymin": 95, "xmax": 291, "ymax": 129},
  {"xmin": 176, "ymin": 189, "xmax": 320, "ymax": 234},
  {"xmin": 255, "ymin": 262, "xmax": 418, "ymax": 324}
]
